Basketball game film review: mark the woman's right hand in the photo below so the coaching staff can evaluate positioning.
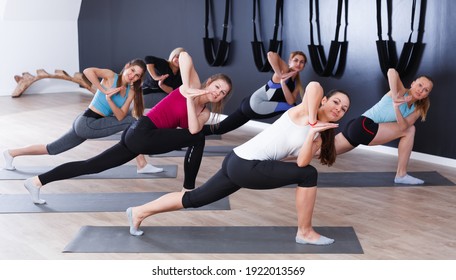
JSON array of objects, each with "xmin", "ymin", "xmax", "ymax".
[
  {"xmin": 104, "ymin": 86, "xmax": 125, "ymax": 99},
  {"xmin": 309, "ymin": 122, "xmax": 339, "ymax": 133}
]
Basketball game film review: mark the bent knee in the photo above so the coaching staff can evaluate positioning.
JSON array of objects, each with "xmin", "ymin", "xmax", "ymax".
[{"xmin": 297, "ymin": 165, "xmax": 318, "ymax": 187}]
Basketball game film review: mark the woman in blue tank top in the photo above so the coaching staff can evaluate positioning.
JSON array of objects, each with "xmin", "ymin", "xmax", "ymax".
[
  {"xmin": 335, "ymin": 68, "xmax": 433, "ymax": 185},
  {"xmin": 3, "ymin": 59, "xmax": 163, "ymax": 174}
]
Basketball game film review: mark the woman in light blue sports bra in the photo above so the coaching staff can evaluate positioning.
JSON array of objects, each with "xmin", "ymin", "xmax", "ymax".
[
  {"xmin": 335, "ymin": 68, "xmax": 434, "ymax": 185},
  {"xmin": 3, "ymin": 59, "xmax": 163, "ymax": 174}
]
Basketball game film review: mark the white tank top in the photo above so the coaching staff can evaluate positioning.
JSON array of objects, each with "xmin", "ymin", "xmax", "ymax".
[{"xmin": 233, "ymin": 110, "xmax": 312, "ymax": 161}]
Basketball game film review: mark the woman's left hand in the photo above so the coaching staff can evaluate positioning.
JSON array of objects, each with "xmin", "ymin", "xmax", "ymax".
[
  {"xmin": 279, "ymin": 70, "xmax": 297, "ymax": 82},
  {"xmin": 392, "ymin": 95, "xmax": 412, "ymax": 109},
  {"xmin": 181, "ymin": 88, "xmax": 211, "ymax": 99}
]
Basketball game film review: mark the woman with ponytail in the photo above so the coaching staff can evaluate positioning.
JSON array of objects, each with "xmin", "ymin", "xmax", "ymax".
[
  {"xmin": 3, "ymin": 59, "xmax": 163, "ymax": 174},
  {"xmin": 125, "ymin": 82, "xmax": 350, "ymax": 246}
]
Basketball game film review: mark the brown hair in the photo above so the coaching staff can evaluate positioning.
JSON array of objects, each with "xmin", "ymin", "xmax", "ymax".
[
  {"xmin": 117, "ymin": 59, "xmax": 146, "ymax": 118},
  {"xmin": 289, "ymin": 51, "xmax": 307, "ymax": 98},
  {"xmin": 318, "ymin": 89, "xmax": 350, "ymax": 166}
]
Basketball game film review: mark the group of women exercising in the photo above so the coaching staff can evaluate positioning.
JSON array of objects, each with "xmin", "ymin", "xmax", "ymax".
[{"xmin": 2, "ymin": 49, "xmax": 433, "ymax": 245}]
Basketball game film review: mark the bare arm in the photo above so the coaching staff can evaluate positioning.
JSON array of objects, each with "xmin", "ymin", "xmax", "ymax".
[
  {"xmin": 147, "ymin": 64, "xmax": 172, "ymax": 93},
  {"xmin": 178, "ymin": 52, "xmax": 208, "ymax": 134},
  {"xmin": 296, "ymin": 123, "xmax": 339, "ymax": 167},
  {"xmin": 105, "ymin": 89, "xmax": 136, "ymax": 121},
  {"xmin": 83, "ymin": 67, "xmax": 122, "ymax": 95},
  {"xmin": 393, "ymin": 98, "xmax": 420, "ymax": 130},
  {"xmin": 268, "ymin": 51, "xmax": 299, "ymax": 105},
  {"xmin": 268, "ymin": 51, "xmax": 289, "ymax": 78},
  {"xmin": 387, "ymin": 68, "xmax": 407, "ymax": 98},
  {"xmin": 300, "ymin": 81, "xmax": 322, "ymax": 125}
]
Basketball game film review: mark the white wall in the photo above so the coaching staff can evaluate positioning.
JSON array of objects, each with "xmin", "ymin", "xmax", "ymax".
[{"xmin": 0, "ymin": 0, "xmax": 82, "ymax": 96}]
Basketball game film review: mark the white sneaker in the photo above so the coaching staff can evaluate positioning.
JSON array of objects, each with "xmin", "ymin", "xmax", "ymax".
[
  {"xmin": 137, "ymin": 164, "xmax": 164, "ymax": 174},
  {"xmin": 394, "ymin": 174, "xmax": 424, "ymax": 185},
  {"xmin": 3, "ymin": 150, "xmax": 15, "ymax": 170}
]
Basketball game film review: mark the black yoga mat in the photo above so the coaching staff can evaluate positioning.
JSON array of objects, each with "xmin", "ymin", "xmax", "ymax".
[
  {"xmin": 318, "ymin": 171, "xmax": 454, "ymax": 187},
  {"xmin": 283, "ymin": 171, "xmax": 454, "ymax": 188},
  {"xmin": 0, "ymin": 192, "xmax": 230, "ymax": 213},
  {"xmin": 95, "ymin": 133, "xmax": 221, "ymax": 141},
  {"xmin": 0, "ymin": 165, "xmax": 177, "ymax": 180},
  {"xmin": 63, "ymin": 226, "xmax": 363, "ymax": 254},
  {"xmin": 151, "ymin": 146, "xmax": 234, "ymax": 157}
]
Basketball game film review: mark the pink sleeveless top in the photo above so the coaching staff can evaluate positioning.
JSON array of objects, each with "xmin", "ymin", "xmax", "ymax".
[{"xmin": 146, "ymin": 88, "xmax": 189, "ymax": 129}]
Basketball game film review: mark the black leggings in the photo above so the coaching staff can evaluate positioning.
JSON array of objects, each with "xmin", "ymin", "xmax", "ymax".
[
  {"xmin": 182, "ymin": 151, "xmax": 318, "ymax": 208},
  {"xmin": 39, "ymin": 116, "xmax": 205, "ymax": 189},
  {"xmin": 203, "ymin": 97, "xmax": 284, "ymax": 135}
]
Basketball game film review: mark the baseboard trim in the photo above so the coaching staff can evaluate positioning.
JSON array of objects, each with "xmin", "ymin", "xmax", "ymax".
[{"xmin": 212, "ymin": 113, "xmax": 456, "ymax": 169}]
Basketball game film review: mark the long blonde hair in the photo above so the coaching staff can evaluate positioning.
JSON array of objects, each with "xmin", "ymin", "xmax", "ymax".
[
  {"xmin": 168, "ymin": 47, "xmax": 186, "ymax": 62},
  {"xmin": 414, "ymin": 75, "xmax": 433, "ymax": 122}
]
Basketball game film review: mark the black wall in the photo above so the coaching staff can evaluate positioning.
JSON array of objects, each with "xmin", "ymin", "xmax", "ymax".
[{"xmin": 78, "ymin": 0, "xmax": 456, "ymax": 160}]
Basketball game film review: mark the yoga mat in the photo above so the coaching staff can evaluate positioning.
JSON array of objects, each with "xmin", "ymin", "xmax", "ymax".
[
  {"xmin": 0, "ymin": 165, "xmax": 177, "ymax": 180},
  {"xmin": 0, "ymin": 192, "xmax": 230, "ymax": 213},
  {"xmin": 95, "ymin": 133, "xmax": 221, "ymax": 141},
  {"xmin": 151, "ymin": 145, "xmax": 234, "ymax": 157},
  {"xmin": 284, "ymin": 171, "xmax": 454, "ymax": 188},
  {"xmin": 319, "ymin": 171, "xmax": 454, "ymax": 187},
  {"xmin": 63, "ymin": 226, "xmax": 362, "ymax": 254}
]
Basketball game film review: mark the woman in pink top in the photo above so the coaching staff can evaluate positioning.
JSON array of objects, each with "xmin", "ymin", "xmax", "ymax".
[{"xmin": 23, "ymin": 52, "xmax": 233, "ymax": 205}]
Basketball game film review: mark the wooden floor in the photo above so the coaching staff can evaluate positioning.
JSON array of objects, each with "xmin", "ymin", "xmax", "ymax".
[{"xmin": 0, "ymin": 91, "xmax": 455, "ymax": 260}]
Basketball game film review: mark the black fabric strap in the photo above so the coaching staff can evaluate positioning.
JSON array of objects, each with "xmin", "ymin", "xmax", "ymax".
[
  {"xmin": 251, "ymin": 0, "xmax": 284, "ymax": 72},
  {"xmin": 203, "ymin": 0, "xmax": 231, "ymax": 67},
  {"xmin": 376, "ymin": 0, "xmax": 427, "ymax": 78},
  {"xmin": 308, "ymin": 0, "xmax": 348, "ymax": 77}
]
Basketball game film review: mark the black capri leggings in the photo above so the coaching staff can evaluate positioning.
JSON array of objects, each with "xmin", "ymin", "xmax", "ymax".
[
  {"xmin": 203, "ymin": 97, "xmax": 285, "ymax": 135},
  {"xmin": 183, "ymin": 151, "xmax": 318, "ymax": 208},
  {"xmin": 39, "ymin": 116, "xmax": 205, "ymax": 189}
]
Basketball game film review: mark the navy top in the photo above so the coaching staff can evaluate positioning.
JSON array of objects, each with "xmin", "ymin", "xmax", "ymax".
[{"xmin": 142, "ymin": 56, "xmax": 182, "ymax": 94}]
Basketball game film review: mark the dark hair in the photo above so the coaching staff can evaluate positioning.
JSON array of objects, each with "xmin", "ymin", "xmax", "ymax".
[
  {"xmin": 117, "ymin": 59, "xmax": 146, "ymax": 118},
  {"xmin": 318, "ymin": 89, "xmax": 350, "ymax": 166}
]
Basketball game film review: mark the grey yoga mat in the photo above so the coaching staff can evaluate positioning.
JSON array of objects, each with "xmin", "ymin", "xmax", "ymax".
[
  {"xmin": 63, "ymin": 226, "xmax": 363, "ymax": 254},
  {"xmin": 0, "ymin": 165, "xmax": 177, "ymax": 180},
  {"xmin": 0, "ymin": 192, "xmax": 230, "ymax": 213},
  {"xmin": 151, "ymin": 146, "xmax": 234, "ymax": 157},
  {"xmin": 283, "ymin": 171, "xmax": 454, "ymax": 188}
]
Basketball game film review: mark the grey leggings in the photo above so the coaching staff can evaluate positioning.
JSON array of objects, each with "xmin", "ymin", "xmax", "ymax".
[{"xmin": 46, "ymin": 111, "xmax": 135, "ymax": 155}]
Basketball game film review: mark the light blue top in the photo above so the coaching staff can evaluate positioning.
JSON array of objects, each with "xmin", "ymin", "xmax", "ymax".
[
  {"xmin": 89, "ymin": 74, "xmax": 130, "ymax": 116},
  {"xmin": 362, "ymin": 93, "xmax": 415, "ymax": 123}
]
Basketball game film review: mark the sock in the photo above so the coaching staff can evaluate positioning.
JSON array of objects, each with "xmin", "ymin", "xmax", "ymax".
[
  {"xmin": 24, "ymin": 178, "xmax": 46, "ymax": 204},
  {"xmin": 394, "ymin": 174, "xmax": 424, "ymax": 185},
  {"xmin": 3, "ymin": 150, "xmax": 15, "ymax": 170},
  {"xmin": 137, "ymin": 164, "xmax": 164, "ymax": 174},
  {"xmin": 295, "ymin": 235, "xmax": 334, "ymax": 245},
  {"xmin": 126, "ymin": 207, "xmax": 144, "ymax": 236}
]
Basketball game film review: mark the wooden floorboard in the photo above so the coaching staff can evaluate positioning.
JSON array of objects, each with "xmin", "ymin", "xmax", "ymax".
[{"xmin": 0, "ymin": 92, "xmax": 455, "ymax": 260}]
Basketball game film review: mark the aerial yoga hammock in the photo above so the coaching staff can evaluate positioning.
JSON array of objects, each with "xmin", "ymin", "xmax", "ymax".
[
  {"xmin": 375, "ymin": 0, "xmax": 427, "ymax": 78},
  {"xmin": 308, "ymin": 0, "xmax": 349, "ymax": 77},
  {"xmin": 203, "ymin": 0, "xmax": 231, "ymax": 66},
  {"xmin": 251, "ymin": 0, "xmax": 284, "ymax": 72}
]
